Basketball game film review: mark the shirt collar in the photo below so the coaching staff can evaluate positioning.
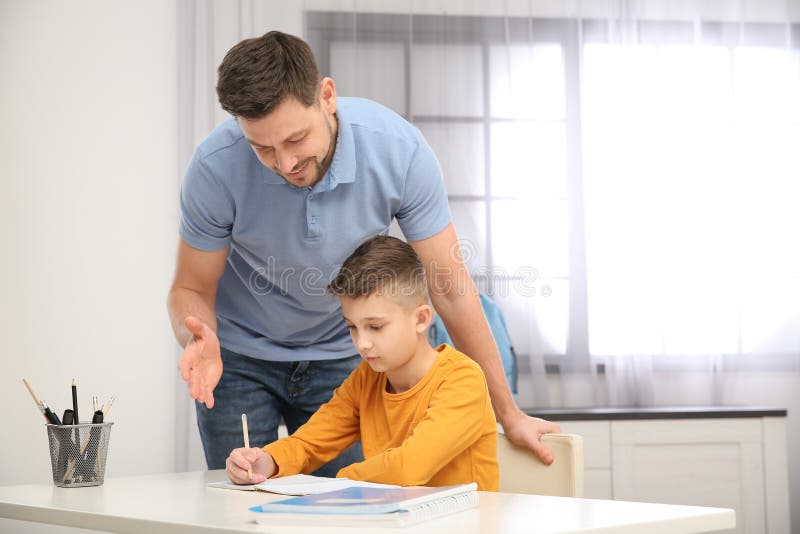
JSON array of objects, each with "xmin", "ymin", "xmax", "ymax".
[
  {"xmin": 261, "ymin": 107, "xmax": 357, "ymax": 191},
  {"xmin": 326, "ymin": 108, "xmax": 356, "ymax": 189}
]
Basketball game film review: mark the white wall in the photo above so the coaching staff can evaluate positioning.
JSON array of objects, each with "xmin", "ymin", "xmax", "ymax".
[{"xmin": 0, "ymin": 0, "xmax": 178, "ymax": 496}]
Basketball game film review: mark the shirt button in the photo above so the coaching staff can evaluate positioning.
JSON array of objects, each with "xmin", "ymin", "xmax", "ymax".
[{"xmin": 310, "ymin": 217, "xmax": 317, "ymax": 224}]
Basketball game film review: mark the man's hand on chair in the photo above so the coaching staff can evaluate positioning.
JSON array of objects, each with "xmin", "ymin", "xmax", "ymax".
[{"xmin": 502, "ymin": 410, "xmax": 562, "ymax": 465}]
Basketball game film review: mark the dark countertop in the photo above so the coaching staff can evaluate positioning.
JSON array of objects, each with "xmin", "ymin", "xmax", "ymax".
[{"xmin": 522, "ymin": 406, "xmax": 787, "ymax": 421}]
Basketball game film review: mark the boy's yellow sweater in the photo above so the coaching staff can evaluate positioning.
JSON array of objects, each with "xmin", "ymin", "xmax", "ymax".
[{"xmin": 263, "ymin": 344, "xmax": 499, "ymax": 491}]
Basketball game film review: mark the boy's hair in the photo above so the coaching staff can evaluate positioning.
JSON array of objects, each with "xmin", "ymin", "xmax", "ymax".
[
  {"xmin": 216, "ymin": 31, "xmax": 320, "ymax": 119},
  {"xmin": 328, "ymin": 236, "xmax": 429, "ymax": 307}
]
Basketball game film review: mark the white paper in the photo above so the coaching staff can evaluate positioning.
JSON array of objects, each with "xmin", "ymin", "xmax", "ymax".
[{"xmin": 207, "ymin": 474, "xmax": 400, "ymax": 496}]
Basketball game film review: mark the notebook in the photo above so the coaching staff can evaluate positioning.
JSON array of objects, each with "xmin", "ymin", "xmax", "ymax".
[
  {"xmin": 207, "ymin": 473, "xmax": 400, "ymax": 496},
  {"xmin": 249, "ymin": 483, "xmax": 479, "ymax": 527}
]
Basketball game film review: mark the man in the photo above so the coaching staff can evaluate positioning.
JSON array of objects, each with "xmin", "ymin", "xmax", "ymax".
[{"xmin": 167, "ymin": 31, "xmax": 559, "ymax": 474}]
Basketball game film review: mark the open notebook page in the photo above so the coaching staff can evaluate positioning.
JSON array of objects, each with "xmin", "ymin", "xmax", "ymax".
[{"xmin": 207, "ymin": 474, "xmax": 400, "ymax": 495}]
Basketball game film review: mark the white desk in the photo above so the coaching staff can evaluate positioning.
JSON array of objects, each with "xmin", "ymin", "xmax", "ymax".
[{"xmin": 0, "ymin": 470, "xmax": 735, "ymax": 534}]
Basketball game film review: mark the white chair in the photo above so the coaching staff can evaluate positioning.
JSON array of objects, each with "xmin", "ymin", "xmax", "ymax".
[{"xmin": 497, "ymin": 432, "xmax": 584, "ymax": 497}]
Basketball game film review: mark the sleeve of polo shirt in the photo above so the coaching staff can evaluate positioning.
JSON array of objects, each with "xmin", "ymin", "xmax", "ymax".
[
  {"xmin": 178, "ymin": 155, "xmax": 234, "ymax": 251},
  {"xmin": 395, "ymin": 133, "xmax": 452, "ymax": 242}
]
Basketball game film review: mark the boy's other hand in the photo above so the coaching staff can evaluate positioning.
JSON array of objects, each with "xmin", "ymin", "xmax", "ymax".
[
  {"xmin": 226, "ymin": 447, "xmax": 276, "ymax": 484},
  {"xmin": 503, "ymin": 411, "xmax": 561, "ymax": 465}
]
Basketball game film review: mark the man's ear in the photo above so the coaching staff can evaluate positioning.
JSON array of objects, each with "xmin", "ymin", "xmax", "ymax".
[
  {"xmin": 319, "ymin": 77, "xmax": 337, "ymax": 114},
  {"xmin": 415, "ymin": 304, "xmax": 432, "ymax": 333}
]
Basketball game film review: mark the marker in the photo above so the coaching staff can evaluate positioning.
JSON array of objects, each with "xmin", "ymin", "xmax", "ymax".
[
  {"xmin": 58, "ymin": 409, "xmax": 76, "ymax": 482},
  {"xmin": 62, "ymin": 409, "xmax": 74, "ymax": 425},
  {"xmin": 242, "ymin": 414, "xmax": 253, "ymax": 480},
  {"xmin": 41, "ymin": 401, "xmax": 62, "ymax": 425},
  {"xmin": 83, "ymin": 410, "xmax": 105, "ymax": 481}
]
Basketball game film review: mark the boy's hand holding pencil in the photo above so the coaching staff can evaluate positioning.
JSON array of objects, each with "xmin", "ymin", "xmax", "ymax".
[
  {"xmin": 225, "ymin": 413, "xmax": 276, "ymax": 484},
  {"xmin": 226, "ymin": 446, "xmax": 276, "ymax": 485}
]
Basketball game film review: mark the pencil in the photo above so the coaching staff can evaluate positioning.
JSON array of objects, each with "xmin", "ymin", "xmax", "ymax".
[
  {"xmin": 72, "ymin": 378, "xmax": 79, "ymax": 424},
  {"xmin": 241, "ymin": 413, "xmax": 253, "ymax": 480},
  {"xmin": 102, "ymin": 395, "xmax": 116, "ymax": 416}
]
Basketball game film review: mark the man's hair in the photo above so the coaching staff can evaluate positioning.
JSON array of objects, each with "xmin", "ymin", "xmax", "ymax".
[
  {"xmin": 328, "ymin": 236, "xmax": 429, "ymax": 307},
  {"xmin": 216, "ymin": 31, "xmax": 320, "ymax": 119}
]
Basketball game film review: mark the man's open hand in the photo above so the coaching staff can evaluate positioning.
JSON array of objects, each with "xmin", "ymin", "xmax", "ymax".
[{"xmin": 178, "ymin": 316, "xmax": 222, "ymax": 409}]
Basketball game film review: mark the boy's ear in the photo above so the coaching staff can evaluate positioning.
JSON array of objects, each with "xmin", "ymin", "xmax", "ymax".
[{"xmin": 415, "ymin": 304, "xmax": 432, "ymax": 333}]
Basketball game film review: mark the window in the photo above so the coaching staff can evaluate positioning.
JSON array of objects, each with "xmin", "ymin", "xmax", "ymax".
[{"xmin": 307, "ymin": 12, "xmax": 800, "ymax": 370}]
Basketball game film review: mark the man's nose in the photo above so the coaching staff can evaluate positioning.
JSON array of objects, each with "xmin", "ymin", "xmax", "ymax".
[{"xmin": 275, "ymin": 152, "xmax": 300, "ymax": 173}]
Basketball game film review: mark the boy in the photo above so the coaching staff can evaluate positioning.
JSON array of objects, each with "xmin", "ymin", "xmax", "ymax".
[{"xmin": 225, "ymin": 236, "xmax": 499, "ymax": 490}]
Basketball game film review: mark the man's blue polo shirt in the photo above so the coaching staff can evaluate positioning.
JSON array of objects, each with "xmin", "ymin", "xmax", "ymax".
[{"xmin": 179, "ymin": 97, "xmax": 451, "ymax": 362}]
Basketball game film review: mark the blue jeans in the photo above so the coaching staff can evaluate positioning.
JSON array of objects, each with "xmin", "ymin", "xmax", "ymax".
[{"xmin": 196, "ymin": 347, "xmax": 363, "ymax": 477}]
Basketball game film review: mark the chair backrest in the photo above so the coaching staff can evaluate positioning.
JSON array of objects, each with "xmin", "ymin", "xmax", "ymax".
[{"xmin": 497, "ymin": 433, "xmax": 584, "ymax": 497}]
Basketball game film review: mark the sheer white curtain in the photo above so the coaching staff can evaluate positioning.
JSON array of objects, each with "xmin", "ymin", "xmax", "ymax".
[
  {"xmin": 176, "ymin": 0, "xmax": 800, "ymax": 461},
  {"xmin": 308, "ymin": 0, "xmax": 800, "ymax": 407},
  {"xmin": 580, "ymin": 2, "xmax": 800, "ymax": 407}
]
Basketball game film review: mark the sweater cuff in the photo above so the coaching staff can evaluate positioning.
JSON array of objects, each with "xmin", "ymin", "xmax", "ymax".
[{"xmin": 263, "ymin": 440, "xmax": 302, "ymax": 478}]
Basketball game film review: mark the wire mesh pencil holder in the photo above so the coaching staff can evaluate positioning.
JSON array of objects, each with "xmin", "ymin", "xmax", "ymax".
[{"xmin": 46, "ymin": 422, "xmax": 113, "ymax": 487}]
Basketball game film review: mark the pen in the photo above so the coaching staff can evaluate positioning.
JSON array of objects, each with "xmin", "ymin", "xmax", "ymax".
[
  {"xmin": 72, "ymin": 378, "xmax": 79, "ymax": 424},
  {"xmin": 242, "ymin": 413, "xmax": 253, "ymax": 480}
]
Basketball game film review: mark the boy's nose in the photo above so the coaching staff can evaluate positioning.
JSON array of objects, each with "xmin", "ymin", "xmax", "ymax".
[{"xmin": 356, "ymin": 335, "xmax": 372, "ymax": 352}]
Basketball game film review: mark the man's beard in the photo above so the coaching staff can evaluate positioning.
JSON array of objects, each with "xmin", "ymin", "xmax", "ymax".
[{"xmin": 278, "ymin": 112, "xmax": 337, "ymax": 188}]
